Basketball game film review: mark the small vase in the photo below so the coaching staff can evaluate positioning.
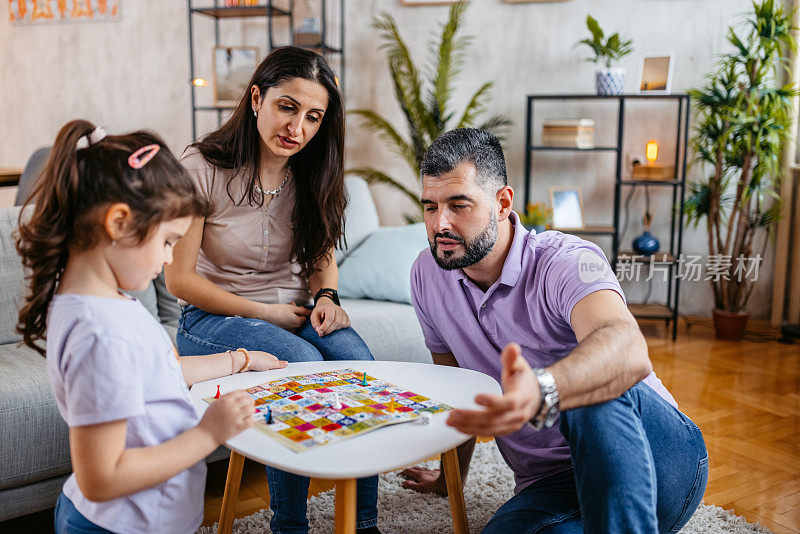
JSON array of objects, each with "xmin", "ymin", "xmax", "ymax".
[
  {"xmin": 712, "ymin": 309, "xmax": 749, "ymax": 340},
  {"xmin": 596, "ymin": 67, "xmax": 625, "ymax": 95},
  {"xmin": 632, "ymin": 231, "xmax": 659, "ymax": 256}
]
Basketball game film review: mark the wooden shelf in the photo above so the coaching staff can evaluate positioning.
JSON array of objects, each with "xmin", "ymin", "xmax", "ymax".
[
  {"xmin": 553, "ymin": 226, "xmax": 615, "ymax": 235},
  {"xmin": 529, "ymin": 145, "xmax": 618, "ymax": 152},
  {"xmin": 620, "ymin": 179, "xmax": 681, "ymax": 186},
  {"xmin": 191, "ymin": 5, "xmax": 290, "ymax": 18},
  {"xmin": 628, "ymin": 303, "xmax": 673, "ymax": 319},
  {"xmin": 618, "ymin": 251, "xmax": 676, "ymax": 263},
  {"xmin": 0, "ymin": 168, "xmax": 23, "ymax": 187}
]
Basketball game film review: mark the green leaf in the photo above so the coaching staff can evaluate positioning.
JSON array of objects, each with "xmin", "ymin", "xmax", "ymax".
[
  {"xmin": 586, "ymin": 15, "xmax": 603, "ymax": 43},
  {"xmin": 346, "ymin": 167, "xmax": 422, "ymax": 210},
  {"xmin": 430, "ymin": 1, "xmax": 470, "ymax": 133},
  {"xmin": 348, "ymin": 109, "xmax": 418, "ymax": 173}
]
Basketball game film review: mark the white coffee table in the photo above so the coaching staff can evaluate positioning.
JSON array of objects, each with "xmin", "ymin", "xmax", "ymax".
[{"xmin": 190, "ymin": 360, "xmax": 501, "ymax": 534}]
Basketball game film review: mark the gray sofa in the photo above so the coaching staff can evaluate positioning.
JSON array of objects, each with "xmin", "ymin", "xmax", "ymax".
[{"xmin": 0, "ymin": 177, "xmax": 431, "ymax": 521}]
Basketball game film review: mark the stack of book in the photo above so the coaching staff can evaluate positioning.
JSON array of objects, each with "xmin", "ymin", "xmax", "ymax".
[{"xmin": 541, "ymin": 119, "xmax": 596, "ymax": 148}]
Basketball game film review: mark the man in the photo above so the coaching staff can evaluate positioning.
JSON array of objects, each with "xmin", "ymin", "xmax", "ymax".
[{"xmin": 402, "ymin": 128, "xmax": 707, "ymax": 533}]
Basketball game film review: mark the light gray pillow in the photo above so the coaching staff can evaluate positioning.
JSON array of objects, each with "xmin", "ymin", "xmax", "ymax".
[
  {"xmin": 336, "ymin": 176, "xmax": 380, "ymax": 264},
  {"xmin": 338, "ymin": 223, "xmax": 428, "ymax": 305},
  {"xmin": 0, "ymin": 206, "xmax": 26, "ymax": 345}
]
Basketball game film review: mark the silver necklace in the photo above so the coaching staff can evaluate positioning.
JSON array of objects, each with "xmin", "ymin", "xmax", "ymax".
[{"xmin": 255, "ymin": 168, "xmax": 290, "ymax": 196}]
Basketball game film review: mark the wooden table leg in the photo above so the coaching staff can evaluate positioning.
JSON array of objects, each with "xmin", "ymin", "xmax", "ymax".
[
  {"xmin": 442, "ymin": 448, "xmax": 469, "ymax": 534},
  {"xmin": 334, "ymin": 478, "xmax": 357, "ymax": 534},
  {"xmin": 218, "ymin": 451, "xmax": 246, "ymax": 534}
]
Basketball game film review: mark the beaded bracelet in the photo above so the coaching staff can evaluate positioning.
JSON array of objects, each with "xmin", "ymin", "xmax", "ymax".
[{"xmin": 236, "ymin": 348, "xmax": 251, "ymax": 373}]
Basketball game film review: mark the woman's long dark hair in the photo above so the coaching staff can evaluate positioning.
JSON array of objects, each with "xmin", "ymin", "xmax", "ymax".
[
  {"xmin": 15, "ymin": 119, "xmax": 207, "ymax": 355},
  {"xmin": 191, "ymin": 46, "xmax": 346, "ymax": 278}
]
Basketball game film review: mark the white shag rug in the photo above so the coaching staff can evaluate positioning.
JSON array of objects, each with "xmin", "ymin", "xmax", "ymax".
[{"xmin": 197, "ymin": 442, "xmax": 772, "ymax": 534}]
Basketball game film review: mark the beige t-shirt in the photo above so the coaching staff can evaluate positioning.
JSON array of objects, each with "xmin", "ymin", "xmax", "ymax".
[{"xmin": 180, "ymin": 148, "xmax": 311, "ymax": 306}]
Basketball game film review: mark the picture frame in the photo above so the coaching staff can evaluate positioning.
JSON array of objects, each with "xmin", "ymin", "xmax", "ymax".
[
  {"xmin": 549, "ymin": 187, "xmax": 585, "ymax": 229},
  {"xmin": 638, "ymin": 54, "xmax": 674, "ymax": 94},
  {"xmin": 212, "ymin": 46, "xmax": 259, "ymax": 107}
]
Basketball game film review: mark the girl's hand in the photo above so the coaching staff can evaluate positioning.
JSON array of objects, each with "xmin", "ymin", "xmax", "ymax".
[
  {"xmin": 310, "ymin": 298, "xmax": 351, "ymax": 337},
  {"xmin": 258, "ymin": 303, "xmax": 311, "ymax": 331},
  {"xmin": 247, "ymin": 350, "xmax": 289, "ymax": 371},
  {"xmin": 198, "ymin": 390, "xmax": 254, "ymax": 444}
]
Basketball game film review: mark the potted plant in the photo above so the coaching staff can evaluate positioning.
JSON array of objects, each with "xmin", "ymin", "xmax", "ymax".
[
  {"xmin": 685, "ymin": 0, "xmax": 796, "ymax": 340},
  {"xmin": 574, "ymin": 15, "xmax": 633, "ymax": 95},
  {"xmin": 348, "ymin": 1, "xmax": 511, "ymax": 223},
  {"xmin": 520, "ymin": 202, "xmax": 552, "ymax": 234}
]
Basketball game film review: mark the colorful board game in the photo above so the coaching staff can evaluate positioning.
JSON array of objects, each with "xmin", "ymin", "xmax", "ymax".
[{"xmin": 206, "ymin": 368, "xmax": 451, "ymax": 452}]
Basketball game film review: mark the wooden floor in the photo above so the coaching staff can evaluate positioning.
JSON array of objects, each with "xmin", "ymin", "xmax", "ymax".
[{"xmin": 202, "ymin": 318, "xmax": 800, "ymax": 533}]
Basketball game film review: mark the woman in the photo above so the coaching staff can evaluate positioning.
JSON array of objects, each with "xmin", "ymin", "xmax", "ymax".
[{"xmin": 165, "ymin": 47, "xmax": 380, "ymax": 534}]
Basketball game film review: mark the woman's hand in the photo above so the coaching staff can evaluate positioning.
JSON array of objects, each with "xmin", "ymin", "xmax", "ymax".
[
  {"xmin": 310, "ymin": 298, "xmax": 351, "ymax": 337},
  {"xmin": 246, "ymin": 350, "xmax": 289, "ymax": 371},
  {"xmin": 258, "ymin": 303, "xmax": 311, "ymax": 331}
]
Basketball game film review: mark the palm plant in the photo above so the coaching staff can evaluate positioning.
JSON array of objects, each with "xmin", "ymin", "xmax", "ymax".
[
  {"xmin": 348, "ymin": 1, "xmax": 512, "ymax": 222},
  {"xmin": 685, "ymin": 0, "xmax": 796, "ymax": 314}
]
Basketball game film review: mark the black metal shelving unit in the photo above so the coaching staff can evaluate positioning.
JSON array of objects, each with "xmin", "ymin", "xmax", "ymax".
[
  {"xmin": 187, "ymin": 0, "xmax": 345, "ymax": 141},
  {"xmin": 523, "ymin": 94, "xmax": 690, "ymax": 339}
]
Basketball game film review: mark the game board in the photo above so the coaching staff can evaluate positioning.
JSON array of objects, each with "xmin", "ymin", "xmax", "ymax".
[{"xmin": 205, "ymin": 368, "xmax": 452, "ymax": 452}]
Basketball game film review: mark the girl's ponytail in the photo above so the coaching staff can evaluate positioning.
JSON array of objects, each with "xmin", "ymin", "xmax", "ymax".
[
  {"xmin": 15, "ymin": 120, "xmax": 206, "ymax": 356},
  {"xmin": 16, "ymin": 120, "xmax": 97, "ymax": 355}
]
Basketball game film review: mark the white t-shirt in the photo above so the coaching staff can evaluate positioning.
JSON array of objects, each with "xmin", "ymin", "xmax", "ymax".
[{"xmin": 46, "ymin": 294, "xmax": 205, "ymax": 534}]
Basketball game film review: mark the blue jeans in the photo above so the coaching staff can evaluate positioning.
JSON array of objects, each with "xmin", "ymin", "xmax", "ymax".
[
  {"xmin": 54, "ymin": 493, "xmax": 114, "ymax": 534},
  {"xmin": 177, "ymin": 305, "xmax": 379, "ymax": 533},
  {"xmin": 483, "ymin": 382, "xmax": 708, "ymax": 534}
]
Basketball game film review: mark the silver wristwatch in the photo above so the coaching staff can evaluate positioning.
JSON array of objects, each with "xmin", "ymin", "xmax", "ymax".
[{"xmin": 529, "ymin": 368, "xmax": 560, "ymax": 431}]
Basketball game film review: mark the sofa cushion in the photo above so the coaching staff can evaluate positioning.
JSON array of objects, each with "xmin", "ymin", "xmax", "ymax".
[
  {"xmin": 0, "ymin": 207, "xmax": 27, "ymax": 345},
  {"xmin": 0, "ymin": 343, "xmax": 70, "ymax": 491},
  {"xmin": 154, "ymin": 271, "xmax": 181, "ymax": 324},
  {"xmin": 341, "ymin": 298, "xmax": 432, "ymax": 364},
  {"xmin": 336, "ymin": 176, "xmax": 380, "ymax": 264},
  {"xmin": 338, "ymin": 223, "xmax": 428, "ymax": 305}
]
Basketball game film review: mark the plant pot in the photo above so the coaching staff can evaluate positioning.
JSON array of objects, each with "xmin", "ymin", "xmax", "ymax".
[
  {"xmin": 596, "ymin": 67, "xmax": 625, "ymax": 95},
  {"xmin": 712, "ymin": 309, "xmax": 749, "ymax": 340}
]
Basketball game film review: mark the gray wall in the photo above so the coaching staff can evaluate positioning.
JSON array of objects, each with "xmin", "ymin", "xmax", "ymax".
[{"xmin": 0, "ymin": 0, "xmax": 772, "ymax": 318}]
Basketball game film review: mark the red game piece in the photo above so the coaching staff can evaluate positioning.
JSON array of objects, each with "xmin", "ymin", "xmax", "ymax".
[{"xmin": 214, "ymin": 385, "xmax": 221, "ymax": 399}]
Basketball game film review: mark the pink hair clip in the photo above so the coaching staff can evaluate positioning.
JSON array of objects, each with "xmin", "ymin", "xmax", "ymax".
[{"xmin": 128, "ymin": 144, "xmax": 160, "ymax": 169}]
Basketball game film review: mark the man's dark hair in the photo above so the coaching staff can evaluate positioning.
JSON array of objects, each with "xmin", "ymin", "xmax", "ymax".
[{"xmin": 420, "ymin": 128, "xmax": 507, "ymax": 194}]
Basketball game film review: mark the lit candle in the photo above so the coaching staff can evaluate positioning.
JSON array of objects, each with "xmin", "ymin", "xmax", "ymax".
[{"xmin": 645, "ymin": 140, "xmax": 659, "ymax": 165}]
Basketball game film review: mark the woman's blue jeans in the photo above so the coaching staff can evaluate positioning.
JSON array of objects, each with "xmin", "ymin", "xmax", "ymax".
[
  {"xmin": 482, "ymin": 382, "xmax": 708, "ymax": 534},
  {"xmin": 178, "ymin": 305, "xmax": 379, "ymax": 533}
]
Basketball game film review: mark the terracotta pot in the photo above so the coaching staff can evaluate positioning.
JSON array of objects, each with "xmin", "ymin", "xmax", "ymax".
[{"xmin": 712, "ymin": 309, "xmax": 749, "ymax": 340}]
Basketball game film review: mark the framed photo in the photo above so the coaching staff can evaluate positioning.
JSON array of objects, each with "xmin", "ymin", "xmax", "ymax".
[
  {"xmin": 549, "ymin": 187, "xmax": 584, "ymax": 229},
  {"xmin": 638, "ymin": 55, "xmax": 674, "ymax": 94},
  {"xmin": 212, "ymin": 46, "xmax": 259, "ymax": 107}
]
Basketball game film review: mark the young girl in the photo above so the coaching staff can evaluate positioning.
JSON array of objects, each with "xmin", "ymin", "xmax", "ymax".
[{"xmin": 15, "ymin": 120, "xmax": 288, "ymax": 534}]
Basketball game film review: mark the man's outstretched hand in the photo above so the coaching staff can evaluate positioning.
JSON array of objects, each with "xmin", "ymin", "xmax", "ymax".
[
  {"xmin": 446, "ymin": 343, "xmax": 541, "ymax": 436},
  {"xmin": 399, "ymin": 466, "xmax": 448, "ymax": 496}
]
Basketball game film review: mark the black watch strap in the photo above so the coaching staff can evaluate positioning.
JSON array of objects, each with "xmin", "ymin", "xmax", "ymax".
[{"xmin": 314, "ymin": 288, "xmax": 340, "ymax": 306}]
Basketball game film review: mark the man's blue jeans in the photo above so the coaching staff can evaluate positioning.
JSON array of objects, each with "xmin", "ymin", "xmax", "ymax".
[
  {"xmin": 177, "ymin": 305, "xmax": 379, "ymax": 533},
  {"xmin": 483, "ymin": 382, "xmax": 708, "ymax": 534}
]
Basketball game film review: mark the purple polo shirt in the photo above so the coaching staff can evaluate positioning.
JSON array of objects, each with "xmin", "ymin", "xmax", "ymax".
[{"xmin": 410, "ymin": 211, "xmax": 676, "ymax": 493}]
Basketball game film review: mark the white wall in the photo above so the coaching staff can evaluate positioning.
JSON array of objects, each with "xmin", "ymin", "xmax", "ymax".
[{"xmin": 0, "ymin": 0, "xmax": 773, "ymax": 318}]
